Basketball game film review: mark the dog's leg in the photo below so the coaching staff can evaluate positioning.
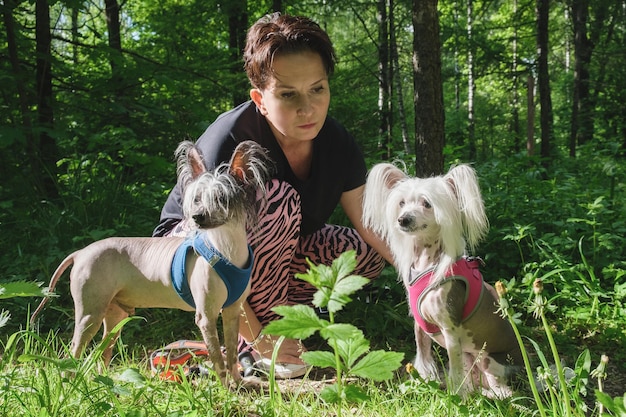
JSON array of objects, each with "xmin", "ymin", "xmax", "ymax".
[
  {"xmin": 221, "ymin": 300, "xmax": 244, "ymax": 383},
  {"xmin": 474, "ymin": 353, "xmax": 515, "ymax": 399},
  {"xmin": 441, "ymin": 329, "xmax": 470, "ymax": 398},
  {"xmin": 413, "ymin": 323, "xmax": 439, "ymax": 382},
  {"xmin": 196, "ymin": 312, "xmax": 228, "ymax": 385},
  {"xmin": 70, "ymin": 283, "xmax": 111, "ymax": 362},
  {"xmin": 194, "ymin": 293, "xmax": 229, "ymax": 387},
  {"xmin": 100, "ymin": 303, "xmax": 131, "ymax": 366}
]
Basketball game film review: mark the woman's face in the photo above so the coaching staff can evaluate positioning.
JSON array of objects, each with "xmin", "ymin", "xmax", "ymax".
[{"xmin": 251, "ymin": 51, "xmax": 331, "ymax": 146}]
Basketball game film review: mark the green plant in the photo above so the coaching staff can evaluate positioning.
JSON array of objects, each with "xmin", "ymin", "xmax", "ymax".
[
  {"xmin": 0, "ymin": 281, "xmax": 50, "ymax": 330},
  {"xmin": 496, "ymin": 277, "xmax": 614, "ymax": 417},
  {"xmin": 263, "ymin": 250, "xmax": 404, "ymax": 416}
]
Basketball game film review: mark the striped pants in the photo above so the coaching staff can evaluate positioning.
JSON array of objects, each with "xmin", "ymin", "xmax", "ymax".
[{"xmin": 247, "ymin": 180, "xmax": 386, "ymax": 325}]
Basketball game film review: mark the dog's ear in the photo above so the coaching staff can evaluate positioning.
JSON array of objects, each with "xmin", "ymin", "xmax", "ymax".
[
  {"xmin": 363, "ymin": 163, "xmax": 408, "ymax": 240},
  {"xmin": 188, "ymin": 147, "xmax": 206, "ymax": 179},
  {"xmin": 444, "ymin": 164, "xmax": 489, "ymax": 250},
  {"xmin": 384, "ymin": 167, "xmax": 406, "ymax": 189},
  {"xmin": 228, "ymin": 141, "xmax": 274, "ymax": 185},
  {"xmin": 176, "ymin": 141, "xmax": 207, "ymax": 185}
]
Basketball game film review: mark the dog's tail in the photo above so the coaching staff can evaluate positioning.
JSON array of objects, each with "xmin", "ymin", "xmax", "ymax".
[{"xmin": 30, "ymin": 254, "xmax": 75, "ymax": 323}]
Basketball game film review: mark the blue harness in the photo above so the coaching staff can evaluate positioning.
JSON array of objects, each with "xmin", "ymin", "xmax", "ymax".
[{"xmin": 170, "ymin": 234, "xmax": 253, "ymax": 309}]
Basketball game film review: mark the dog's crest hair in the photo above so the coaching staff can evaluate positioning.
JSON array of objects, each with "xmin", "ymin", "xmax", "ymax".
[
  {"xmin": 176, "ymin": 141, "xmax": 274, "ymax": 230},
  {"xmin": 363, "ymin": 163, "xmax": 488, "ymax": 283}
]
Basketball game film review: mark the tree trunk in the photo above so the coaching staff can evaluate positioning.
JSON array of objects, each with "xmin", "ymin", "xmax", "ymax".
[
  {"xmin": 467, "ymin": 0, "xmax": 476, "ymax": 160},
  {"xmin": 412, "ymin": 0, "xmax": 445, "ymax": 176},
  {"xmin": 104, "ymin": 0, "xmax": 122, "ymax": 83},
  {"xmin": 377, "ymin": 0, "xmax": 392, "ymax": 159},
  {"xmin": 35, "ymin": 0, "xmax": 58, "ymax": 199},
  {"xmin": 536, "ymin": 0, "xmax": 553, "ymax": 164},
  {"xmin": 226, "ymin": 0, "xmax": 248, "ymax": 106},
  {"xmin": 570, "ymin": 0, "xmax": 594, "ymax": 157},
  {"xmin": 527, "ymin": 72, "xmax": 535, "ymax": 156},
  {"xmin": 3, "ymin": 0, "xmax": 32, "ymax": 141},
  {"xmin": 104, "ymin": 0, "xmax": 130, "ymax": 128},
  {"xmin": 511, "ymin": 0, "xmax": 521, "ymax": 154},
  {"xmin": 390, "ymin": 1, "xmax": 410, "ymax": 154}
]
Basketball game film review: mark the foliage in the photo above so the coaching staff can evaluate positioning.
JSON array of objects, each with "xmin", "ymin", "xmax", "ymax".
[
  {"xmin": 496, "ymin": 277, "xmax": 615, "ymax": 417},
  {"xmin": 263, "ymin": 250, "xmax": 404, "ymax": 414},
  {"xmin": 1, "ymin": 0, "xmax": 625, "ymax": 413}
]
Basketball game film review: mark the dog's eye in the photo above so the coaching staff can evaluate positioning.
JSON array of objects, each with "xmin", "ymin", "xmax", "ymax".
[
  {"xmin": 423, "ymin": 200, "xmax": 432, "ymax": 209},
  {"xmin": 399, "ymin": 200, "xmax": 405, "ymax": 208}
]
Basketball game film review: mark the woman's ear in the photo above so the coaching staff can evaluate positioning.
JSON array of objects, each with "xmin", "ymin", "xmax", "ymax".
[{"xmin": 250, "ymin": 89, "xmax": 267, "ymax": 115}]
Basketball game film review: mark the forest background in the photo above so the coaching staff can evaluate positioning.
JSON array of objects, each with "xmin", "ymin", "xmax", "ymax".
[{"xmin": 1, "ymin": 0, "xmax": 625, "ymax": 407}]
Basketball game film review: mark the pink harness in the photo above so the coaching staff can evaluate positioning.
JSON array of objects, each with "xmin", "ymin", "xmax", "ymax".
[{"xmin": 408, "ymin": 257, "xmax": 485, "ymax": 334}]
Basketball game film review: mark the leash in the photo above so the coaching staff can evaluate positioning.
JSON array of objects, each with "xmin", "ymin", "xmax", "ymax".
[{"xmin": 150, "ymin": 340, "xmax": 256, "ymax": 381}]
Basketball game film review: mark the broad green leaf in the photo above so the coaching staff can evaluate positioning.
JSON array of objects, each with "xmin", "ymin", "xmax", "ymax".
[
  {"xmin": 331, "ymin": 250, "xmax": 357, "ymax": 281},
  {"xmin": 95, "ymin": 375, "xmax": 115, "ymax": 388},
  {"xmin": 333, "ymin": 274, "xmax": 369, "ymax": 298},
  {"xmin": 0, "ymin": 281, "xmax": 47, "ymax": 299},
  {"xmin": 350, "ymin": 350, "xmax": 404, "ymax": 381},
  {"xmin": 312, "ymin": 287, "xmax": 332, "ymax": 309},
  {"xmin": 301, "ymin": 351, "xmax": 336, "ymax": 369},
  {"xmin": 264, "ymin": 305, "xmax": 325, "ymax": 339},
  {"xmin": 316, "ymin": 263, "xmax": 337, "ymax": 288},
  {"xmin": 343, "ymin": 384, "xmax": 370, "ymax": 403},
  {"xmin": 319, "ymin": 323, "xmax": 362, "ymax": 342},
  {"xmin": 329, "ymin": 335, "xmax": 370, "ymax": 369},
  {"xmin": 320, "ymin": 383, "xmax": 340, "ymax": 404},
  {"xmin": 118, "ymin": 368, "xmax": 147, "ymax": 387},
  {"xmin": 295, "ymin": 259, "xmax": 322, "ymax": 287},
  {"xmin": 319, "ymin": 383, "xmax": 370, "ymax": 404},
  {"xmin": 326, "ymin": 293, "xmax": 352, "ymax": 313},
  {"xmin": 327, "ymin": 274, "xmax": 370, "ymax": 313}
]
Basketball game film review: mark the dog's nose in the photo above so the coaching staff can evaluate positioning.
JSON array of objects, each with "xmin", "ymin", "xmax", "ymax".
[
  {"xmin": 192, "ymin": 213, "xmax": 206, "ymax": 224},
  {"xmin": 398, "ymin": 215, "xmax": 413, "ymax": 229}
]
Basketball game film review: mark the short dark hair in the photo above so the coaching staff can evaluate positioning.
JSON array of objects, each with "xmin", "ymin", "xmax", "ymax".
[{"xmin": 243, "ymin": 13, "xmax": 337, "ymax": 89}]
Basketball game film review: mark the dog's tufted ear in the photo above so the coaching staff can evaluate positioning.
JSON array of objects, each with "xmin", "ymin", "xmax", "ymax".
[
  {"xmin": 363, "ymin": 163, "xmax": 408, "ymax": 240},
  {"xmin": 188, "ymin": 147, "xmax": 207, "ymax": 179},
  {"xmin": 175, "ymin": 141, "xmax": 207, "ymax": 186},
  {"xmin": 444, "ymin": 164, "xmax": 489, "ymax": 250},
  {"xmin": 384, "ymin": 166, "xmax": 407, "ymax": 189},
  {"xmin": 228, "ymin": 141, "xmax": 274, "ymax": 187}
]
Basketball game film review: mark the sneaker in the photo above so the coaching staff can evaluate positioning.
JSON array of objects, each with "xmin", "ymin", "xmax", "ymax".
[{"xmin": 254, "ymin": 358, "xmax": 310, "ymax": 379}]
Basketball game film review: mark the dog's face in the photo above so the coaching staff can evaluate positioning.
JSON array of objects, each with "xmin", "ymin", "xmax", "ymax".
[
  {"xmin": 184, "ymin": 172, "xmax": 246, "ymax": 229},
  {"xmin": 388, "ymin": 178, "xmax": 440, "ymax": 238},
  {"xmin": 363, "ymin": 163, "xmax": 487, "ymax": 277},
  {"xmin": 387, "ymin": 176, "xmax": 461, "ymax": 246},
  {"xmin": 176, "ymin": 140, "xmax": 274, "ymax": 230}
]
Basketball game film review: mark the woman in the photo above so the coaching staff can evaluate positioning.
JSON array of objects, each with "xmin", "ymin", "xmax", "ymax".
[{"xmin": 154, "ymin": 13, "xmax": 392, "ymax": 378}]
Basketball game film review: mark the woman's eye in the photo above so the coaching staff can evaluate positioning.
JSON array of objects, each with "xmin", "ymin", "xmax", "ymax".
[
  {"xmin": 312, "ymin": 86, "xmax": 325, "ymax": 94},
  {"xmin": 281, "ymin": 91, "xmax": 295, "ymax": 99}
]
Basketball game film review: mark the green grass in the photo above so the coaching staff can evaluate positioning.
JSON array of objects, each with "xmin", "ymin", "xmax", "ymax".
[
  {"xmin": 2, "ymin": 152, "xmax": 626, "ymax": 415},
  {"xmin": 0, "ymin": 329, "xmax": 531, "ymax": 417}
]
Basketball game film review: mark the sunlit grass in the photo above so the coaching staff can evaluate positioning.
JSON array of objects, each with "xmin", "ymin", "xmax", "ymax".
[{"xmin": 1, "ymin": 325, "xmax": 535, "ymax": 417}]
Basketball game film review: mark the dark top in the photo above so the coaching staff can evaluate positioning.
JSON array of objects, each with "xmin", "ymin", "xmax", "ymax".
[{"xmin": 153, "ymin": 100, "xmax": 367, "ymax": 237}]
